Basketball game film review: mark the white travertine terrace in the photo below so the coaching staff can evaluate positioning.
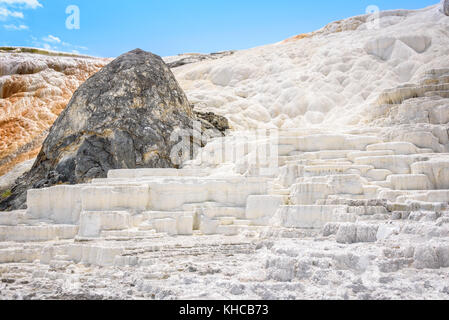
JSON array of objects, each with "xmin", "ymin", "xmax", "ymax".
[{"xmin": 0, "ymin": 3, "xmax": 449, "ymax": 299}]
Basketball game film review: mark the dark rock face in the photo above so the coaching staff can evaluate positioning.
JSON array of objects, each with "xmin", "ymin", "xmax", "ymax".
[
  {"xmin": 1, "ymin": 49, "xmax": 227, "ymax": 210},
  {"xmin": 445, "ymin": 0, "xmax": 449, "ymax": 16}
]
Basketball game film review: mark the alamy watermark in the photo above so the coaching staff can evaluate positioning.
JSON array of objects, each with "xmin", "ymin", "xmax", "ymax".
[
  {"xmin": 366, "ymin": 5, "xmax": 380, "ymax": 30},
  {"xmin": 66, "ymin": 5, "xmax": 80, "ymax": 30}
]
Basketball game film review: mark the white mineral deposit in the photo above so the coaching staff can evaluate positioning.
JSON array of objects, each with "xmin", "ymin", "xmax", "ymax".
[{"xmin": 0, "ymin": 2, "xmax": 449, "ymax": 300}]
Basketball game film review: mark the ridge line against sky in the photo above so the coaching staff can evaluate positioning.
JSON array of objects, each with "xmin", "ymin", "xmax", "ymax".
[{"xmin": 0, "ymin": 0, "xmax": 440, "ymax": 57}]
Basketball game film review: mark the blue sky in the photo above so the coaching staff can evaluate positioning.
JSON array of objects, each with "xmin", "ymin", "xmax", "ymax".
[{"xmin": 0, "ymin": 0, "xmax": 440, "ymax": 57}]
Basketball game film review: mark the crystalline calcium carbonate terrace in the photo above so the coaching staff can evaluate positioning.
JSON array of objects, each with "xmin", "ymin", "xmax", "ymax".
[{"xmin": 0, "ymin": 3, "xmax": 449, "ymax": 299}]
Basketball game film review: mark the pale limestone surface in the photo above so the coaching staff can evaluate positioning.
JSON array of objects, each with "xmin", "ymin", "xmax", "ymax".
[
  {"xmin": 1, "ymin": 124, "xmax": 448, "ymax": 299},
  {"xmin": 172, "ymin": 4, "xmax": 449, "ymax": 131},
  {"xmin": 1, "ymin": 3, "xmax": 449, "ymax": 300}
]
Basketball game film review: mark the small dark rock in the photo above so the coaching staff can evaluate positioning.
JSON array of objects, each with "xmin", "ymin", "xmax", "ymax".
[
  {"xmin": 194, "ymin": 110, "xmax": 230, "ymax": 136},
  {"xmin": 378, "ymin": 276, "xmax": 394, "ymax": 284},
  {"xmin": 1, "ymin": 279, "xmax": 15, "ymax": 284},
  {"xmin": 188, "ymin": 266, "xmax": 198, "ymax": 273}
]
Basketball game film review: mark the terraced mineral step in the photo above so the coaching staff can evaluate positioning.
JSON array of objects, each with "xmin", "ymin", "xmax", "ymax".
[
  {"xmin": 0, "ymin": 247, "xmax": 41, "ymax": 264},
  {"xmin": 0, "ymin": 225, "xmax": 79, "ymax": 242},
  {"xmin": 273, "ymin": 205, "xmax": 356, "ymax": 229},
  {"xmin": 79, "ymin": 211, "xmax": 131, "ymax": 238},
  {"xmin": 4, "ymin": 133, "xmax": 448, "ymax": 260},
  {"xmin": 108, "ymin": 168, "xmax": 211, "ymax": 179},
  {"xmin": 386, "ymin": 174, "xmax": 433, "ymax": 190}
]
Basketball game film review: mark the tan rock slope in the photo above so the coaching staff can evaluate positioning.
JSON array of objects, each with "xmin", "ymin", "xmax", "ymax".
[{"xmin": 0, "ymin": 48, "xmax": 110, "ymax": 177}]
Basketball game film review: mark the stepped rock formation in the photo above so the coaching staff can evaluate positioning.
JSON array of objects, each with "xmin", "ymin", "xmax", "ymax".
[
  {"xmin": 0, "ymin": 4, "xmax": 449, "ymax": 300},
  {"xmin": 0, "ymin": 48, "xmax": 110, "ymax": 178},
  {"xmin": 0, "ymin": 49, "xmax": 224, "ymax": 210}
]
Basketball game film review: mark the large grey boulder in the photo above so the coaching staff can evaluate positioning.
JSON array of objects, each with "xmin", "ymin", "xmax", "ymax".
[
  {"xmin": 0, "ymin": 48, "xmax": 227, "ymax": 210},
  {"xmin": 445, "ymin": 0, "xmax": 449, "ymax": 16},
  {"xmin": 42, "ymin": 48, "xmax": 196, "ymax": 180}
]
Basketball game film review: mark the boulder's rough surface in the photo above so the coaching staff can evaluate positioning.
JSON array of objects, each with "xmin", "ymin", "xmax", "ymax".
[{"xmin": 0, "ymin": 49, "xmax": 212, "ymax": 210}]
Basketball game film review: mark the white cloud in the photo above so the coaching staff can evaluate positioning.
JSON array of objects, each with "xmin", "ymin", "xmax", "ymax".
[
  {"xmin": 0, "ymin": 0, "xmax": 42, "ymax": 24},
  {"xmin": 42, "ymin": 43, "xmax": 52, "ymax": 50},
  {"xmin": 0, "ymin": 0, "xmax": 42, "ymax": 9},
  {"xmin": 62, "ymin": 41, "xmax": 87, "ymax": 51},
  {"xmin": 31, "ymin": 35, "xmax": 88, "ymax": 53},
  {"xmin": 3, "ymin": 23, "xmax": 28, "ymax": 30},
  {"xmin": 43, "ymin": 34, "xmax": 61, "ymax": 44},
  {"xmin": 0, "ymin": 7, "xmax": 24, "ymax": 20}
]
